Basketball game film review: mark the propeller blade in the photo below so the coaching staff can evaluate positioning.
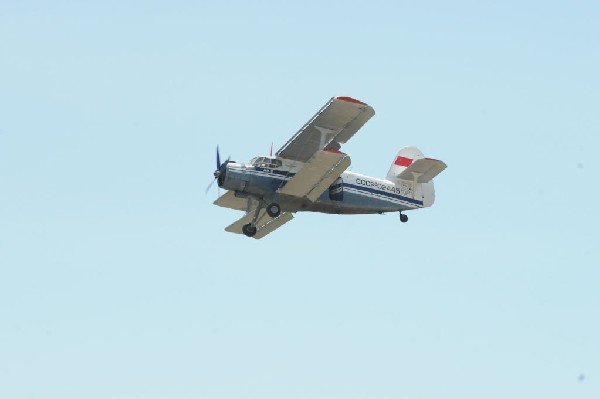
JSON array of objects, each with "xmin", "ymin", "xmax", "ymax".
[
  {"xmin": 216, "ymin": 146, "xmax": 221, "ymax": 170},
  {"xmin": 208, "ymin": 146, "xmax": 229, "ymax": 196},
  {"xmin": 205, "ymin": 177, "xmax": 217, "ymax": 194}
]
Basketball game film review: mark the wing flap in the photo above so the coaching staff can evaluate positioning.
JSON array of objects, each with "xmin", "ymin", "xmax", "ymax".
[
  {"xmin": 213, "ymin": 190, "xmax": 247, "ymax": 211},
  {"xmin": 279, "ymin": 150, "xmax": 351, "ymax": 202},
  {"xmin": 398, "ymin": 158, "xmax": 447, "ymax": 183}
]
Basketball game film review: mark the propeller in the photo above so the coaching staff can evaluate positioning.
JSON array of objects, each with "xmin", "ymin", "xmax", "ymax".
[
  {"xmin": 205, "ymin": 175, "xmax": 217, "ymax": 194},
  {"xmin": 206, "ymin": 146, "xmax": 230, "ymax": 194}
]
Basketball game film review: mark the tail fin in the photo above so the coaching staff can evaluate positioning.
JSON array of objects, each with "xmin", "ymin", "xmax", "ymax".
[
  {"xmin": 386, "ymin": 146, "xmax": 425, "ymax": 181},
  {"xmin": 387, "ymin": 146, "xmax": 447, "ymax": 207}
]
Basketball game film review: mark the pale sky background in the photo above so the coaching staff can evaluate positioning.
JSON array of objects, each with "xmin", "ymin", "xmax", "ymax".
[{"xmin": 1, "ymin": 1, "xmax": 599, "ymax": 398}]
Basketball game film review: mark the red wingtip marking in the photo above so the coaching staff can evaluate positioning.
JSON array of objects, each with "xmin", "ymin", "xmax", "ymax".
[
  {"xmin": 336, "ymin": 96, "xmax": 367, "ymax": 105},
  {"xmin": 394, "ymin": 156, "xmax": 413, "ymax": 167},
  {"xmin": 325, "ymin": 148, "xmax": 345, "ymax": 154}
]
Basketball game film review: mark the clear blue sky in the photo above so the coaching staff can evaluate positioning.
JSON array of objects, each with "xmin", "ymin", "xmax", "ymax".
[{"xmin": 1, "ymin": 1, "xmax": 599, "ymax": 398}]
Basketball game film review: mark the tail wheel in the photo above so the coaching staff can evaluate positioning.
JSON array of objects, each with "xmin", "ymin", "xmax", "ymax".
[
  {"xmin": 242, "ymin": 223, "xmax": 257, "ymax": 237},
  {"xmin": 400, "ymin": 213, "xmax": 408, "ymax": 223},
  {"xmin": 266, "ymin": 203, "xmax": 281, "ymax": 218}
]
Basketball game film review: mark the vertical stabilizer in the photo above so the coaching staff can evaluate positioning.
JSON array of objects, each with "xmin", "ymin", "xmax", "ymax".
[
  {"xmin": 387, "ymin": 146, "xmax": 446, "ymax": 208},
  {"xmin": 386, "ymin": 146, "xmax": 425, "ymax": 181}
]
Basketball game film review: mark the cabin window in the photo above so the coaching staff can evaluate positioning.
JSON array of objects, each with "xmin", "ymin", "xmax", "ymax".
[
  {"xmin": 329, "ymin": 177, "xmax": 344, "ymax": 201},
  {"xmin": 252, "ymin": 157, "xmax": 281, "ymax": 169}
]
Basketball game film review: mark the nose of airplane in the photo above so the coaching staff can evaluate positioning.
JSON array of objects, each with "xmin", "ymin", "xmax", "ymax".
[
  {"xmin": 216, "ymin": 162, "xmax": 227, "ymax": 187},
  {"xmin": 214, "ymin": 146, "xmax": 230, "ymax": 187},
  {"xmin": 206, "ymin": 146, "xmax": 230, "ymax": 193}
]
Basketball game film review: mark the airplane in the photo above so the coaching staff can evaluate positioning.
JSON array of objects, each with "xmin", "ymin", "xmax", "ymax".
[{"xmin": 209, "ymin": 96, "xmax": 447, "ymax": 239}]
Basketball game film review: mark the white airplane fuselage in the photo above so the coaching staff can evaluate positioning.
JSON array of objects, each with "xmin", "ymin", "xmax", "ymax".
[{"xmin": 219, "ymin": 159, "xmax": 435, "ymax": 215}]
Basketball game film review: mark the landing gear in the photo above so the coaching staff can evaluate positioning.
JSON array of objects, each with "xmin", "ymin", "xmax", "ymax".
[
  {"xmin": 241, "ymin": 198, "xmax": 280, "ymax": 238},
  {"xmin": 266, "ymin": 202, "xmax": 281, "ymax": 218},
  {"xmin": 400, "ymin": 213, "xmax": 408, "ymax": 223},
  {"xmin": 242, "ymin": 223, "xmax": 257, "ymax": 237}
]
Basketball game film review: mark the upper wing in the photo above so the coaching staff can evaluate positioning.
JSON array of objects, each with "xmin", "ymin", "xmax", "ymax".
[{"xmin": 276, "ymin": 96, "xmax": 375, "ymax": 162}]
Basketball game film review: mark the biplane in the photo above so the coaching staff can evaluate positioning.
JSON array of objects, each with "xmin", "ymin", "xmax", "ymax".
[{"xmin": 209, "ymin": 96, "xmax": 446, "ymax": 238}]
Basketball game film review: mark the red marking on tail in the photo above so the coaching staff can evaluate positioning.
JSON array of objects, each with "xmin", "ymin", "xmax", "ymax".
[{"xmin": 394, "ymin": 156, "xmax": 413, "ymax": 167}]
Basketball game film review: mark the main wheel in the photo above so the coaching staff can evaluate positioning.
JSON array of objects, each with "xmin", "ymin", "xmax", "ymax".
[
  {"xmin": 400, "ymin": 213, "xmax": 408, "ymax": 223},
  {"xmin": 242, "ymin": 223, "xmax": 257, "ymax": 237},
  {"xmin": 266, "ymin": 202, "xmax": 281, "ymax": 218}
]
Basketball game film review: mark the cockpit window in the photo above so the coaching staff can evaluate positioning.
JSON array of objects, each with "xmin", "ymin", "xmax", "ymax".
[{"xmin": 251, "ymin": 157, "xmax": 282, "ymax": 168}]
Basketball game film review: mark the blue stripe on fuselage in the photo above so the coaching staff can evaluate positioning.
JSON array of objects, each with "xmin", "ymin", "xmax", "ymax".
[
  {"xmin": 253, "ymin": 166, "xmax": 294, "ymax": 178},
  {"xmin": 344, "ymin": 183, "xmax": 423, "ymax": 206},
  {"xmin": 229, "ymin": 166, "xmax": 423, "ymax": 207}
]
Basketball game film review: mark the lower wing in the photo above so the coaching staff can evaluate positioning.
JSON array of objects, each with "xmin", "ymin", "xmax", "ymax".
[{"xmin": 215, "ymin": 193, "xmax": 294, "ymax": 239}]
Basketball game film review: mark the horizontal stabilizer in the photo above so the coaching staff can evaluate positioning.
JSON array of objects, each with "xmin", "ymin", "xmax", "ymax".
[
  {"xmin": 279, "ymin": 150, "xmax": 351, "ymax": 202},
  {"xmin": 398, "ymin": 158, "xmax": 447, "ymax": 183}
]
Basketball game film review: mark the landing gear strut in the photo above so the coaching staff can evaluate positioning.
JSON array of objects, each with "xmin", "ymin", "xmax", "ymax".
[
  {"xmin": 242, "ymin": 199, "xmax": 265, "ymax": 237},
  {"xmin": 242, "ymin": 223, "xmax": 257, "ymax": 237},
  {"xmin": 399, "ymin": 212, "xmax": 408, "ymax": 223},
  {"xmin": 266, "ymin": 202, "xmax": 281, "ymax": 218}
]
